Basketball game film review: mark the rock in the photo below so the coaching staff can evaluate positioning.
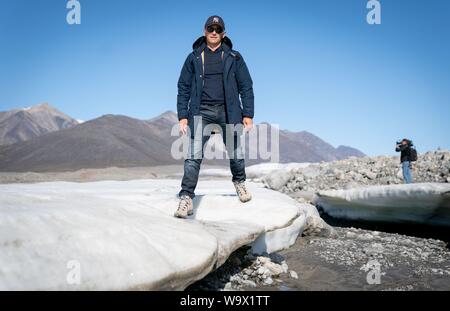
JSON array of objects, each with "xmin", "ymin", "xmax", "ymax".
[
  {"xmin": 230, "ymin": 275, "xmax": 242, "ymax": 283},
  {"xmin": 262, "ymin": 169, "xmax": 293, "ymax": 191},
  {"xmin": 295, "ymin": 197, "xmax": 309, "ymax": 204},
  {"xmin": 302, "ymin": 215, "xmax": 336, "ymax": 238},
  {"xmin": 358, "ymin": 233, "xmax": 373, "ymax": 241},
  {"xmin": 263, "ymin": 277, "xmax": 273, "ymax": 285},
  {"xmin": 281, "ymin": 262, "xmax": 289, "ymax": 273},
  {"xmin": 335, "ymin": 171, "xmax": 345, "ymax": 180},
  {"xmin": 257, "ymin": 256, "xmax": 271, "ymax": 265},
  {"xmin": 365, "ymin": 171, "xmax": 377, "ymax": 180},
  {"xmin": 257, "ymin": 267, "xmax": 268, "ymax": 275},
  {"xmin": 363, "ymin": 243, "xmax": 384, "ymax": 256},
  {"xmin": 279, "ymin": 149, "xmax": 450, "ymax": 193},
  {"xmin": 244, "ymin": 268, "xmax": 253, "ymax": 276},
  {"xmin": 289, "ymin": 270, "xmax": 298, "ymax": 279},
  {"xmin": 301, "ymin": 166, "xmax": 321, "ymax": 179},
  {"xmin": 242, "ymin": 279, "xmax": 257, "ymax": 288},
  {"xmin": 346, "ymin": 231, "xmax": 357, "ymax": 239},
  {"xmin": 263, "ymin": 261, "xmax": 284, "ymax": 276}
]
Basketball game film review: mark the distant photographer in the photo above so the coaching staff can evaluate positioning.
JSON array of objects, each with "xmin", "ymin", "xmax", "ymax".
[{"xmin": 395, "ymin": 138, "xmax": 417, "ymax": 184}]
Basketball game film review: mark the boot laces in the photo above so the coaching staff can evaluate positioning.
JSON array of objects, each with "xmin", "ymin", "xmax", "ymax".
[
  {"xmin": 235, "ymin": 182, "xmax": 248, "ymax": 196},
  {"xmin": 178, "ymin": 196, "xmax": 191, "ymax": 212}
]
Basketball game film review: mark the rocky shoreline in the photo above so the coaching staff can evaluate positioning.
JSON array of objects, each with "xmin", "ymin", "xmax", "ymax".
[
  {"xmin": 188, "ymin": 151, "xmax": 450, "ymax": 291},
  {"xmin": 188, "ymin": 227, "xmax": 450, "ymax": 291},
  {"xmin": 262, "ymin": 150, "xmax": 450, "ymax": 193}
]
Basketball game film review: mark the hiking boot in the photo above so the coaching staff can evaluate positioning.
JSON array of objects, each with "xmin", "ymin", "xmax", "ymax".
[
  {"xmin": 174, "ymin": 195, "xmax": 193, "ymax": 218},
  {"xmin": 233, "ymin": 181, "xmax": 252, "ymax": 203}
]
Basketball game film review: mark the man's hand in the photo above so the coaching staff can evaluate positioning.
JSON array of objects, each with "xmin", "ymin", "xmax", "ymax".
[
  {"xmin": 243, "ymin": 117, "xmax": 253, "ymax": 130},
  {"xmin": 179, "ymin": 118, "xmax": 188, "ymax": 135}
]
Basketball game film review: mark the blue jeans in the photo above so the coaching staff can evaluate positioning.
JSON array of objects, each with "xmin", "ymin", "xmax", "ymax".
[
  {"xmin": 179, "ymin": 104, "xmax": 246, "ymax": 199},
  {"xmin": 402, "ymin": 160, "xmax": 413, "ymax": 184}
]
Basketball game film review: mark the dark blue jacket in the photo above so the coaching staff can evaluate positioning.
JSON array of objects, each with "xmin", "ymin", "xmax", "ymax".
[
  {"xmin": 395, "ymin": 143, "xmax": 412, "ymax": 163},
  {"xmin": 177, "ymin": 36, "xmax": 254, "ymax": 133}
]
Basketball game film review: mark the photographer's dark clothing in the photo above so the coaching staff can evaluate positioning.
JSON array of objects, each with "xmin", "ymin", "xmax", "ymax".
[
  {"xmin": 396, "ymin": 143, "xmax": 414, "ymax": 183},
  {"xmin": 395, "ymin": 144, "xmax": 411, "ymax": 163},
  {"xmin": 201, "ymin": 45, "xmax": 225, "ymax": 106}
]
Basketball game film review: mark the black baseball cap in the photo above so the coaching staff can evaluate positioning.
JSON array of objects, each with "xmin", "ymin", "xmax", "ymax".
[{"xmin": 204, "ymin": 15, "xmax": 225, "ymax": 31}]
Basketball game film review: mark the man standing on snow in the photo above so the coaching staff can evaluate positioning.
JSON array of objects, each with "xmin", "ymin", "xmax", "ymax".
[{"xmin": 174, "ymin": 15, "xmax": 254, "ymax": 218}]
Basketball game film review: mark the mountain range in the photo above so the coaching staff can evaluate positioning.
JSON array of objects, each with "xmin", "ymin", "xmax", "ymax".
[
  {"xmin": 0, "ymin": 103, "xmax": 365, "ymax": 172},
  {"xmin": 0, "ymin": 103, "xmax": 79, "ymax": 146}
]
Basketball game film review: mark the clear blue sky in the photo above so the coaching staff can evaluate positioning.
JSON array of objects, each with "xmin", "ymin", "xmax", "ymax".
[{"xmin": 0, "ymin": 0, "xmax": 449, "ymax": 156}]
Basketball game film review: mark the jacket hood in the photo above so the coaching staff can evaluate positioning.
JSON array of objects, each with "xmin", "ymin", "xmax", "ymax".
[{"xmin": 192, "ymin": 36, "xmax": 233, "ymax": 52}]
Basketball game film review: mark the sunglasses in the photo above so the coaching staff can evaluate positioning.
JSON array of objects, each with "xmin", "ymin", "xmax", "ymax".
[{"xmin": 206, "ymin": 25, "xmax": 224, "ymax": 34}]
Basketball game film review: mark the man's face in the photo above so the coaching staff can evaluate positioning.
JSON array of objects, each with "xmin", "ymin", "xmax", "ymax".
[
  {"xmin": 401, "ymin": 140, "xmax": 407, "ymax": 145},
  {"xmin": 204, "ymin": 25, "xmax": 225, "ymax": 45}
]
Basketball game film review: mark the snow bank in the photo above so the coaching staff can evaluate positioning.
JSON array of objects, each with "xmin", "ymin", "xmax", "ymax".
[
  {"xmin": 0, "ymin": 179, "xmax": 312, "ymax": 290},
  {"xmin": 200, "ymin": 162, "xmax": 310, "ymax": 180},
  {"xmin": 246, "ymin": 162, "xmax": 311, "ymax": 179},
  {"xmin": 316, "ymin": 183, "xmax": 450, "ymax": 226}
]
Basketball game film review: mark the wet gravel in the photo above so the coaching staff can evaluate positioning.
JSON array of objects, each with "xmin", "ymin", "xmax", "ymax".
[{"xmin": 187, "ymin": 227, "xmax": 450, "ymax": 291}]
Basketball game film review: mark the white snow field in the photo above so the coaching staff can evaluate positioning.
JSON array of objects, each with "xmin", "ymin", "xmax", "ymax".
[
  {"xmin": 317, "ymin": 183, "xmax": 450, "ymax": 226},
  {"xmin": 0, "ymin": 179, "xmax": 314, "ymax": 290}
]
